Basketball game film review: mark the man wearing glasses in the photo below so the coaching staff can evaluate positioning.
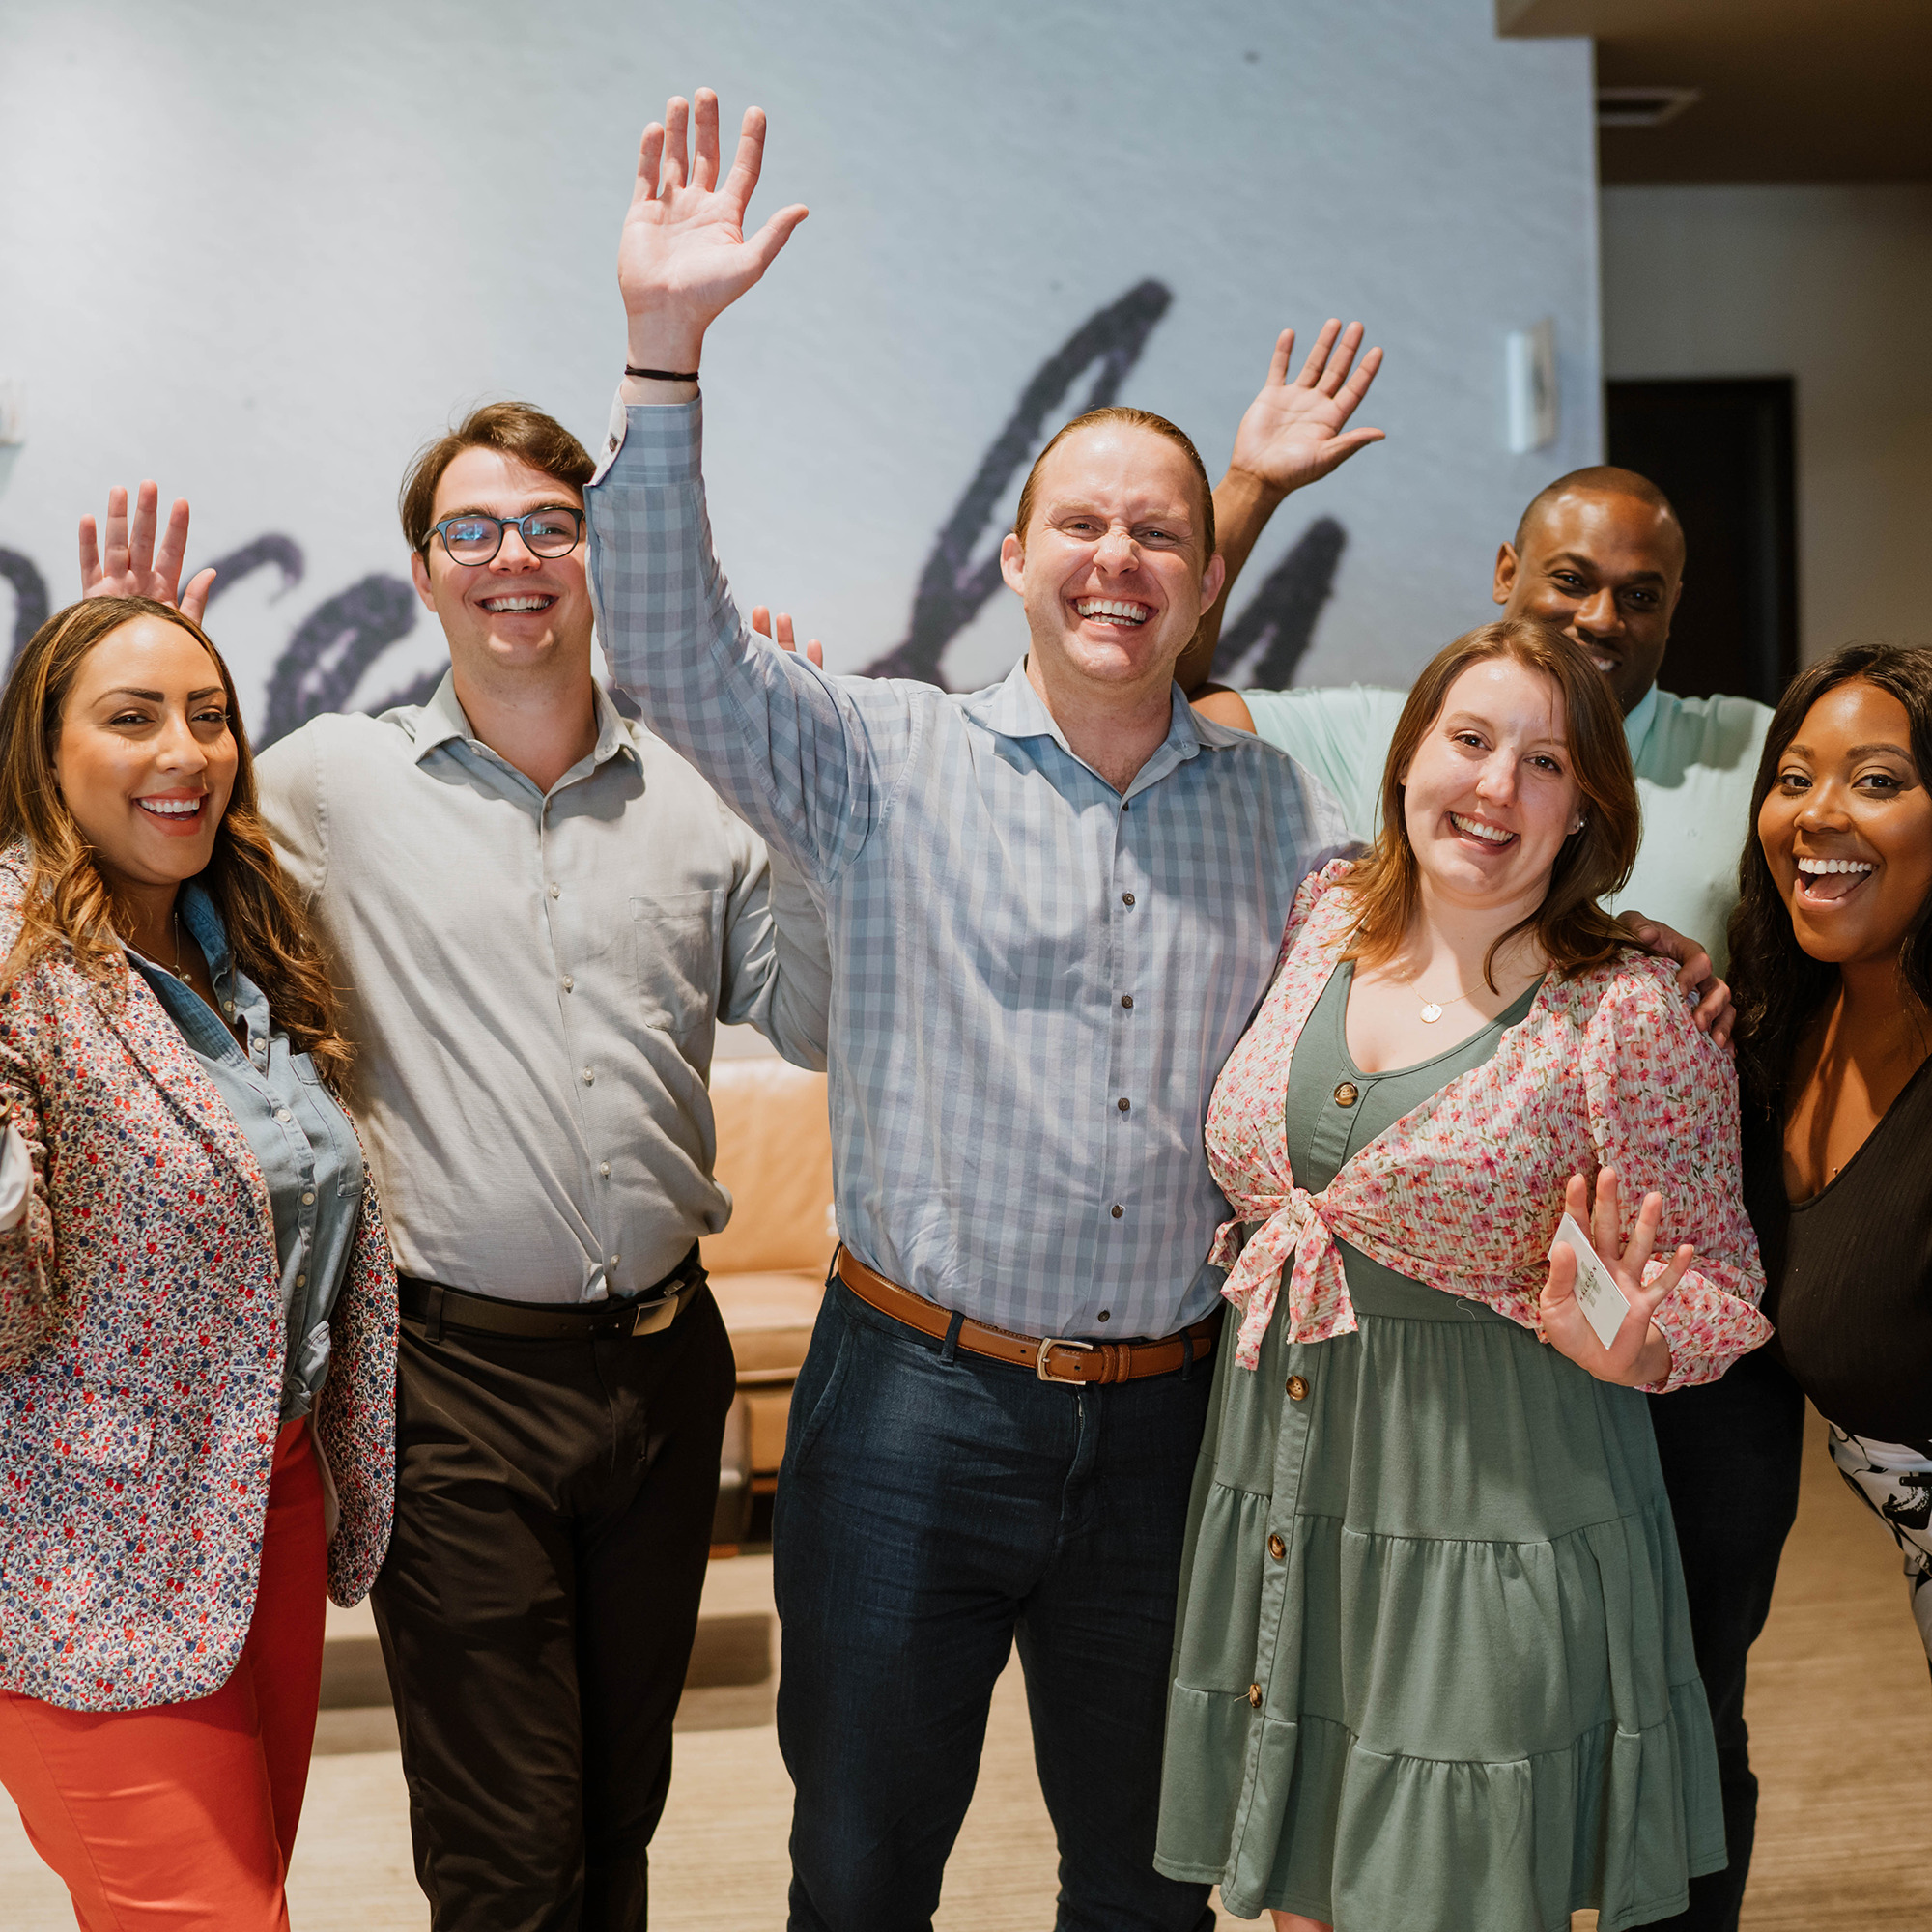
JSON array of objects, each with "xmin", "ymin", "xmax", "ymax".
[{"xmin": 236, "ymin": 401, "xmax": 827, "ymax": 1929}]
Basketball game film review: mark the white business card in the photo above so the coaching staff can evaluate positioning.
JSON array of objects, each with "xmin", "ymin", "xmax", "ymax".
[{"xmin": 1548, "ymin": 1212, "xmax": 1632, "ymax": 1350}]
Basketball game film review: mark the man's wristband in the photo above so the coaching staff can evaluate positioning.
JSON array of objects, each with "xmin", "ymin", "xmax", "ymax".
[{"xmin": 625, "ymin": 365, "xmax": 699, "ymax": 383}]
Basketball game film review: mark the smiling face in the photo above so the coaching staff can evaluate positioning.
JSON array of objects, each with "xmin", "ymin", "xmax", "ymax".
[
  {"xmin": 998, "ymin": 423, "xmax": 1224, "ymax": 706},
  {"xmin": 53, "ymin": 613, "xmax": 239, "ymax": 895},
  {"xmin": 1493, "ymin": 489, "xmax": 1684, "ymax": 716},
  {"xmin": 410, "ymin": 446, "xmax": 594, "ymax": 682},
  {"xmin": 1757, "ymin": 679, "xmax": 1932, "ymax": 972},
  {"xmin": 1400, "ymin": 657, "xmax": 1585, "ymax": 918}
]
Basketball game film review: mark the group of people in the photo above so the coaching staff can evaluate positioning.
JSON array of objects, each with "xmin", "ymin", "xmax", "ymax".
[{"xmin": 0, "ymin": 85, "xmax": 1924, "ymax": 1932}]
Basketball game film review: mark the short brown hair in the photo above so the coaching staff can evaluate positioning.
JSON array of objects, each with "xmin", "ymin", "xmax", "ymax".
[
  {"xmin": 0, "ymin": 597, "xmax": 355, "ymax": 1085},
  {"xmin": 1343, "ymin": 618, "xmax": 1644, "ymax": 987},
  {"xmin": 399, "ymin": 401, "xmax": 595, "ymax": 554},
  {"xmin": 1011, "ymin": 407, "xmax": 1216, "ymax": 563}
]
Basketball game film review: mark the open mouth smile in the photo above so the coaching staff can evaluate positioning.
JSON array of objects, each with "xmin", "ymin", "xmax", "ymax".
[
  {"xmin": 135, "ymin": 795, "xmax": 208, "ymax": 832},
  {"xmin": 1074, "ymin": 598, "xmax": 1150, "ymax": 629},
  {"xmin": 480, "ymin": 593, "xmax": 558, "ymax": 614},
  {"xmin": 1449, "ymin": 811, "xmax": 1518, "ymax": 850},
  {"xmin": 1794, "ymin": 854, "xmax": 1876, "ymax": 905}
]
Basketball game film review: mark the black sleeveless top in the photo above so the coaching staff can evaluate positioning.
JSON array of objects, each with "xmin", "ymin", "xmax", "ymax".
[{"xmin": 1744, "ymin": 1056, "xmax": 1932, "ymax": 1455}]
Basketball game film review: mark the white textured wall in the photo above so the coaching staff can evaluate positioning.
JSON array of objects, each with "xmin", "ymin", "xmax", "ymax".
[
  {"xmin": 0, "ymin": 0, "xmax": 1598, "ymax": 729},
  {"xmin": 1602, "ymin": 184, "xmax": 1932, "ymax": 668}
]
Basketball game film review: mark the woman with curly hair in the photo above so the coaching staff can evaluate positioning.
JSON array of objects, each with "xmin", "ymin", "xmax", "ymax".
[
  {"xmin": 0, "ymin": 592, "xmax": 397, "ymax": 1927},
  {"xmin": 1729, "ymin": 642, "xmax": 1932, "ymax": 1669},
  {"xmin": 1154, "ymin": 619, "xmax": 1770, "ymax": 1930}
]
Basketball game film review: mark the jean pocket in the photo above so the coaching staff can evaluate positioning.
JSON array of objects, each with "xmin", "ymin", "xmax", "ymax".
[{"xmin": 783, "ymin": 1304, "xmax": 856, "ymax": 1479}]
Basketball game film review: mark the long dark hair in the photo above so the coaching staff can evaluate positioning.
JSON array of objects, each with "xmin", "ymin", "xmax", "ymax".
[
  {"xmin": 1343, "ymin": 619, "xmax": 1643, "ymax": 987},
  {"xmin": 1729, "ymin": 642, "xmax": 1932, "ymax": 1111},
  {"xmin": 0, "ymin": 596, "xmax": 355, "ymax": 1087}
]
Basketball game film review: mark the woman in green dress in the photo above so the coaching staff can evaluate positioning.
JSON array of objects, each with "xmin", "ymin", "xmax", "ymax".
[{"xmin": 1154, "ymin": 620, "xmax": 1770, "ymax": 1931}]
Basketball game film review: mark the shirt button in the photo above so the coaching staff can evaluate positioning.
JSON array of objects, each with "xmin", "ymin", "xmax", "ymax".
[
  {"xmin": 1120, "ymin": 994, "xmax": 1133, "ymax": 1009},
  {"xmin": 1247, "ymin": 1683, "xmax": 1264, "ymax": 1709},
  {"xmin": 274, "ymin": 1109, "xmax": 293, "ymax": 1123},
  {"xmin": 549, "ymin": 882, "xmax": 561, "ymax": 899},
  {"xmin": 1287, "ymin": 1375, "xmax": 1309, "ymax": 1402},
  {"xmin": 301, "ymin": 1191, "xmax": 315, "ymax": 1206},
  {"xmin": 1110, "ymin": 1204, "xmax": 1123, "ymax": 1219},
  {"xmin": 1122, "ymin": 892, "xmax": 1135, "ymax": 907},
  {"xmin": 1097, "ymin": 1310, "xmax": 1110, "ymax": 1322},
  {"xmin": 608, "ymin": 434, "xmax": 619, "ymax": 452},
  {"xmin": 1117, "ymin": 1097, "xmax": 1130, "ymax": 1114},
  {"xmin": 609, "ymin": 1254, "xmax": 620, "ymax": 1267},
  {"xmin": 599, "ymin": 1161, "xmax": 611, "ymax": 1177},
  {"xmin": 561, "ymin": 976, "xmax": 575, "ymax": 992},
  {"xmin": 1333, "ymin": 1082, "xmax": 1359, "ymax": 1107},
  {"xmin": 582, "ymin": 1067, "xmax": 594, "ymax": 1085},
  {"xmin": 221, "ymin": 999, "xmax": 235, "ymax": 1015},
  {"xmin": 1268, "ymin": 1533, "xmax": 1286, "ymax": 1561},
  {"xmin": 295, "ymin": 1272, "xmax": 307, "ymax": 1288}
]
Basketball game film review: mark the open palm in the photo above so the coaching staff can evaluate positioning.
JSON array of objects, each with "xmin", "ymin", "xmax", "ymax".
[
  {"xmin": 1229, "ymin": 321, "xmax": 1385, "ymax": 497},
  {"xmin": 618, "ymin": 90, "xmax": 809, "ymax": 370}
]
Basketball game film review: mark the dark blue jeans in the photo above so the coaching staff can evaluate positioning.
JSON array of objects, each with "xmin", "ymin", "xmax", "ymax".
[
  {"xmin": 1645, "ymin": 1347, "xmax": 1807, "ymax": 1932},
  {"xmin": 773, "ymin": 1277, "xmax": 1219, "ymax": 1932}
]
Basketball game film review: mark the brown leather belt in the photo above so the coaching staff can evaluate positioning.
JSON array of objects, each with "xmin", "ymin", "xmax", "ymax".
[{"xmin": 835, "ymin": 1245, "xmax": 1216, "ymax": 1385}]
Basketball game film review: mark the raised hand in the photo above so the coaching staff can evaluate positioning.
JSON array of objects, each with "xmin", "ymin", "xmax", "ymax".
[
  {"xmin": 751, "ymin": 605, "xmax": 824, "ymax": 668},
  {"xmin": 78, "ymin": 482, "xmax": 217, "ymax": 625},
  {"xmin": 1227, "ymin": 321, "xmax": 1385, "ymax": 501},
  {"xmin": 1539, "ymin": 1166, "xmax": 1690, "ymax": 1387},
  {"xmin": 618, "ymin": 89, "xmax": 810, "ymax": 372}
]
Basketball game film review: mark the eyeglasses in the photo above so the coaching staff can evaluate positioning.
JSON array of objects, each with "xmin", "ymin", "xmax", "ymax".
[{"xmin": 428, "ymin": 505, "xmax": 584, "ymax": 566}]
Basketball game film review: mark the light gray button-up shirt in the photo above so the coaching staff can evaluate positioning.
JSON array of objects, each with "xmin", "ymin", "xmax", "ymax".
[
  {"xmin": 256, "ymin": 671, "xmax": 828, "ymax": 1304},
  {"xmin": 585, "ymin": 398, "xmax": 1348, "ymax": 1340}
]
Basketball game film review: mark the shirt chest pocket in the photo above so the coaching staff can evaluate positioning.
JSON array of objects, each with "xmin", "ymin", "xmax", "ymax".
[{"xmin": 631, "ymin": 889, "xmax": 724, "ymax": 1037}]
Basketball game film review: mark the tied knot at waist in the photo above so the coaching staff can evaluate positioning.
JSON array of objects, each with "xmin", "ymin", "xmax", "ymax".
[{"xmin": 1209, "ymin": 1184, "xmax": 1354, "ymax": 1370}]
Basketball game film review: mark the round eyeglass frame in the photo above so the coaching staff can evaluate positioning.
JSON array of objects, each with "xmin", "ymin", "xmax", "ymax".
[{"xmin": 428, "ymin": 505, "xmax": 584, "ymax": 566}]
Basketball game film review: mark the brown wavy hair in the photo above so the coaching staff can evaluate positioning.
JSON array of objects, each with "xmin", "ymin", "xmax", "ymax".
[
  {"xmin": 1343, "ymin": 619, "xmax": 1645, "ymax": 987},
  {"xmin": 399, "ymin": 399, "xmax": 594, "ymax": 554},
  {"xmin": 0, "ymin": 596, "xmax": 354, "ymax": 1087},
  {"xmin": 1729, "ymin": 642, "xmax": 1932, "ymax": 1112}
]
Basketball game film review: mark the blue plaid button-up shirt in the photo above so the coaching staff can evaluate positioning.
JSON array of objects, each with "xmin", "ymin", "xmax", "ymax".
[{"xmin": 586, "ymin": 399, "xmax": 1347, "ymax": 1339}]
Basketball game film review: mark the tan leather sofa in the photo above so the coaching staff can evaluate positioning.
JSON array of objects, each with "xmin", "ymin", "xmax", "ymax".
[{"xmin": 701, "ymin": 1054, "xmax": 836, "ymax": 1491}]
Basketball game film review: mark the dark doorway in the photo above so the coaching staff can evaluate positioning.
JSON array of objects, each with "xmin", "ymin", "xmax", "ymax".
[{"xmin": 1605, "ymin": 377, "xmax": 1799, "ymax": 708}]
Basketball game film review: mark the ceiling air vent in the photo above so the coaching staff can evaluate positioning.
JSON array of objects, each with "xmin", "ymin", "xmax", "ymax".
[{"xmin": 1597, "ymin": 86, "xmax": 1701, "ymax": 129}]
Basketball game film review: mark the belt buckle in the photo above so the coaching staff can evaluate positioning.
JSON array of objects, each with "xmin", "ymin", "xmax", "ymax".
[
  {"xmin": 1036, "ymin": 1336, "xmax": 1095, "ymax": 1383},
  {"xmin": 629, "ymin": 1273, "xmax": 686, "ymax": 1338}
]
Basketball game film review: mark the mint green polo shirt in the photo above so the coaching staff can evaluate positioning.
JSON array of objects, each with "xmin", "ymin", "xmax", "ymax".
[{"xmin": 1244, "ymin": 681, "xmax": 1773, "ymax": 974}]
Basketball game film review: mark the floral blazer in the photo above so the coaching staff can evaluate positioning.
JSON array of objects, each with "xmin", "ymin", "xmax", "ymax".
[
  {"xmin": 1208, "ymin": 862, "xmax": 1771, "ymax": 1391},
  {"xmin": 0, "ymin": 853, "xmax": 397, "ymax": 1711}
]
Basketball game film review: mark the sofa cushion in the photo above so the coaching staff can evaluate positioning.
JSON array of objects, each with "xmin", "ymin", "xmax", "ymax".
[
  {"xmin": 710, "ymin": 1269, "xmax": 825, "ymax": 1378},
  {"xmin": 701, "ymin": 1058, "xmax": 837, "ymax": 1277}
]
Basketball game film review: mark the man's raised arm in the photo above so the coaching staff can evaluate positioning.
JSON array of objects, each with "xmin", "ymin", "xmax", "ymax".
[
  {"xmin": 588, "ymin": 89, "xmax": 904, "ymax": 884},
  {"xmin": 1176, "ymin": 321, "xmax": 1385, "ymax": 696}
]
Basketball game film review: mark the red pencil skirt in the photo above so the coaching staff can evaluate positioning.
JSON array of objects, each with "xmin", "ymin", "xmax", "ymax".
[{"xmin": 0, "ymin": 1416, "xmax": 328, "ymax": 1930}]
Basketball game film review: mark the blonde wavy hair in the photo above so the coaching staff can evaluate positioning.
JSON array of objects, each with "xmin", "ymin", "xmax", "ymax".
[{"xmin": 0, "ymin": 596, "xmax": 354, "ymax": 1087}]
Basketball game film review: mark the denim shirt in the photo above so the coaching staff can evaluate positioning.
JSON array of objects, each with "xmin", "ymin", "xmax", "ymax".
[{"xmin": 128, "ymin": 885, "xmax": 362, "ymax": 1420}]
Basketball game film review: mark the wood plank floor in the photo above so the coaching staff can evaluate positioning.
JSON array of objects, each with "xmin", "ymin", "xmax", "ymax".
[{"xmin": 3, "ymin": 1407, "xmax": 1925, "ymax": 1927}]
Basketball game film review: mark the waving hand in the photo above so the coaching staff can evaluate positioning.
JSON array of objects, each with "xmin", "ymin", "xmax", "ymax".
[
  {"xmin": 618, "ymin": 89, "xmax": 809, "ymax": 373},
  {"xmin": 1228, "ymin": 321, "xmax": 1385, "ymax": 499},
  {"xmin": 78, "ymin": 482, "xmax": 217, "ymax": 624}
]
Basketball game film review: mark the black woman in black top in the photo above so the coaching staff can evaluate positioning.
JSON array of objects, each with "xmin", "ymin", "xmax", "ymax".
[{"xmin": 1730, "ymin": 642, "xmax": 1932, "ymax": 1668}]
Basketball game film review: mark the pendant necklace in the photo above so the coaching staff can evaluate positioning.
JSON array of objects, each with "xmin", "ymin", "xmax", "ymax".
[
  {"xmin": 167, "ymin": 912, "xmax": 192, "ymax": 983},
  {"xmin": 1416, "ymin": 985, "xmax": 1479, "ymax": 1026}
]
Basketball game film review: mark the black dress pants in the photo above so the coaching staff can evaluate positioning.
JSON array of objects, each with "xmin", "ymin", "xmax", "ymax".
[
  {"xmin": 1645, "ymin": 1347, "xmax": 1807, "ymax": 1932},
  {"xmin": 370, "ymin": 1285, "xmax": 736, "ymax": 1932}
]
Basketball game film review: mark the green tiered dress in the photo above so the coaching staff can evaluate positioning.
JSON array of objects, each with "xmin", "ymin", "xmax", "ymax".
[{"xmin": 1154, "ymin": 963, "xmax": 1725, "ymax": 1930}]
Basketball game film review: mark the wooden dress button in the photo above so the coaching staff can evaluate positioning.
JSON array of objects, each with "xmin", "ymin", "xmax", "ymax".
[
  {"xmin": 1268, "ymin": 1533, "xmax": 1286, "ymax": 1561},
  {"xmin": 1286, "ymin": 1375, "xmax": 1309, "ymax": 1402},
  {"xmin": 1247, "ymin": 1683, "xmax": 1264, "ymax": 1708},
  {"xmin": 1333, "ymin": 1081, "xmax": 1359, "ymax": 1107}
]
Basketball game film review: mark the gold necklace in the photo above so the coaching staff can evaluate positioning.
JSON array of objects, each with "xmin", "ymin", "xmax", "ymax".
[{"xmin": 1416, "ymin": 985, "xmax": 1480, "ymax": 1025}]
